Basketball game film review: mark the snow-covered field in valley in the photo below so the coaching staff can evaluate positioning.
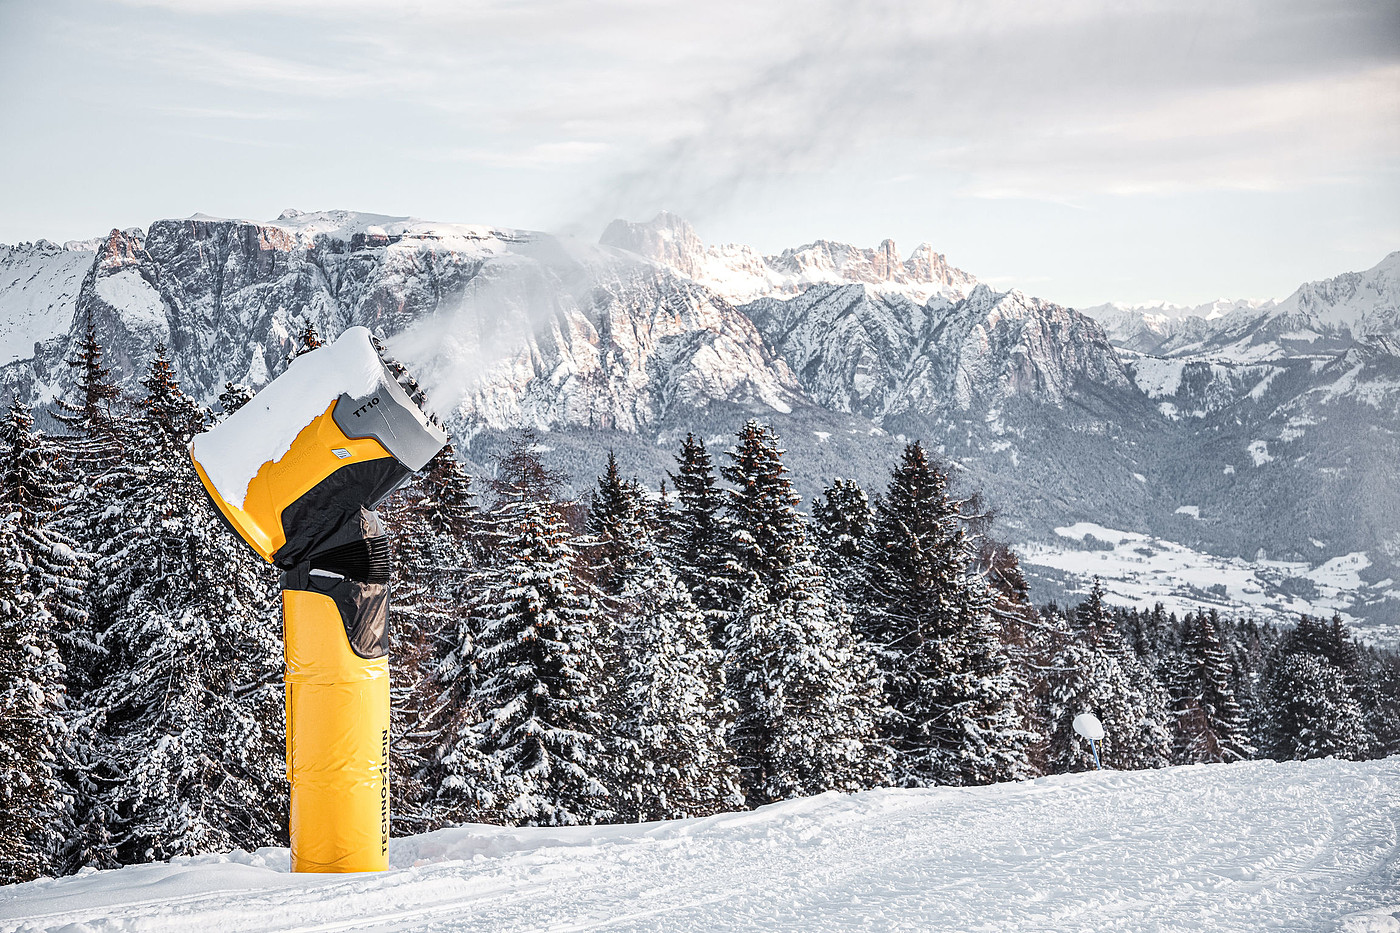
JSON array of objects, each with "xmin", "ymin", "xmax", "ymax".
[
  {"xmin": 1020, "ymin": 522, "xmax": 1400, "ymax": 647},
  {"xmin": 5, "ymin": 757, "xmax": 1398, "ymax": 933}
]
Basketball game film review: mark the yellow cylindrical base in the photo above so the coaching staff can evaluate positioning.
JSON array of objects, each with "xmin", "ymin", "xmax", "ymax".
[{"xmin": 284, "ymin": 589, "xmax": 390, "ymax": 873}]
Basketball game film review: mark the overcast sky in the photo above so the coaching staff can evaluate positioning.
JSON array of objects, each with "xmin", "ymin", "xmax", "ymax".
[{"xmin": 1, "ymin": 0, "xmax": 1396, "ymax": 307}]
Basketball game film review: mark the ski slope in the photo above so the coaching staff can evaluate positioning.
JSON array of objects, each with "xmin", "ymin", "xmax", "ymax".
[{"xmin": 5, "ymin": 757, "xmax": 1398, "ymax": 932}]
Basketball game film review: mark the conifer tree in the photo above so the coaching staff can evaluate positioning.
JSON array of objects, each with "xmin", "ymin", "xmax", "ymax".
[
  {"xmin": 53, "ymin": 311, "xmax": 120, "ymax": 440},
  {"xmin": 217, "ymin": 381, "xmax": 254, "ymax": 416},
  {"xmin": 1043, "ymin": 586, "xmax": 1172, "ymax": 772},
  {"xmin": 665, "ymin": 433, "xmax": 733, "ymax": 634},
  {"xmin": 719, "ymin": 421, "xmax": 885, "ymax": 803},
  {"xmin": 856, "ymin": 442, "xmax": 1032, "ymax": 786},
  {"xmin": 586, "ymin": 456, "xmax": 741, "ymax": 820},
  {"xmin": 285, "ymin": 320, "xmax": 323, "ymax": 365},
  {"xmin": 611, "ymin": 557, "xmax": 743, "ymax": 820},
  {"xmin": 810, "ymin": 477, "xmax": 872, "ymax": 600},
  {"xmin": 652, "ymin": 479, "xmax": 677, "ymax": 552},
  {"xmin": 1359, "ymin": 653, "xmax": 1400, "ymax": 759},
  {"xmin": 441, "ymin": 495, "xmax": 612, "ymax": 826},
  {"xmin": 71, "ymin": 347, "xmax": 285, "ymax": 866},
  {"xmin": 382, "ymin": 445, "xmax": 479, "ymax": 834},
  {"xmin": 586, "ymin": 452, "xmax": 637, "ymax": 595},
  {"xmin": 0, "ymin": 400, "xmax": 89, "ymax": 636},
  {"xmin": 1260, "ymin": 618, "xmax": 1368, "ymax": 761},
  {"xmin": 0, "ymin": 518, "xmax": 68, "ymax": 883},
  {"xmin": 1166, "ymin": 612, "xmax": 1251, "ymax": 764},
  {"xmin": 1276, "ymin": 614, "xmax": 1363, "ymax": 682}
]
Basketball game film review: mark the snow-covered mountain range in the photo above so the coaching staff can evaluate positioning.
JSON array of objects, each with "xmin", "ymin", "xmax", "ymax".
[{"xmin": 2, "ymin": 210, "xmax": 1396, "ymax": 640}]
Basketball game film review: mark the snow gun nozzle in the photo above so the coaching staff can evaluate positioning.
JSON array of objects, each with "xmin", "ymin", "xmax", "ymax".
[{"xmin": 187, "ymin": 325, "xmax": 448, "ymax": 569}]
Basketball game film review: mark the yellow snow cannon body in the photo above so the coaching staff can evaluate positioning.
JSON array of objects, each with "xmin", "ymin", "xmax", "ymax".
[{"xmin": 189, "ymin": 326, "xmax": 447, "ymax": 873}]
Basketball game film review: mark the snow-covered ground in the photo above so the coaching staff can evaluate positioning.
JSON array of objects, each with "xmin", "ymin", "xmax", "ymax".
[
  {"xmin": 1021, "ymin": 522, "xmax": 1400, "ymax": 646},
  {"xmin": 5, "ymin": 757, "xmax": 1397, "ymax": 932}
]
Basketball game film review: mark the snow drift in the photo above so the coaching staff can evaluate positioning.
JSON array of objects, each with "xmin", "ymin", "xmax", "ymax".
[{"xmin": 3, "ymin": 756, "xmax": 1396, "ymax": 932}]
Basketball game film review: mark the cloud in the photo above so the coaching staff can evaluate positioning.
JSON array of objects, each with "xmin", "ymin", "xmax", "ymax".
[
  {"xmin": 416, "ymin": 141, "xmax": 613, "ymax": 169},
  {"xmin": 946, "ymin": 64, "xmax": 1400, "ymax": 199},
  {"xmin": 564, "ymin": 0, "xmax": 1400, "ymax": 224},
  {"xmin": 26, "ymin": 0, "xmax": 1400, "ymax": 231}
]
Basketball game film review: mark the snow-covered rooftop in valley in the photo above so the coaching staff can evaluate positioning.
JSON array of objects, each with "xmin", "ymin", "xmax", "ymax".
[
  {"xmin": 189, "ymin": 326, "xmax": 387, "ymax": 509},
  {"xmin": 2, "ymin": 758, "xmax": 1396, "ymax": 932}
]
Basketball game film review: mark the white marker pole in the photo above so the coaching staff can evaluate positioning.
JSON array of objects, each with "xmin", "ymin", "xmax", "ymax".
[{"xmin": 1072, "ymin": 712, "xmax": 1106, "ymax": 772}]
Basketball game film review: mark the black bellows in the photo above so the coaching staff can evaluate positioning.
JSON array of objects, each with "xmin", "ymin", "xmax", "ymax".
[{"xmin": 310, "ymin": 535, "xmax": 391, "ymax": 584}]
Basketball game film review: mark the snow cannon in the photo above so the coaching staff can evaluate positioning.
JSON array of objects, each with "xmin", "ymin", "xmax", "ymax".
[{"xmin": 189, "ymin": 326, "xmax": 447, "ymax": 873}]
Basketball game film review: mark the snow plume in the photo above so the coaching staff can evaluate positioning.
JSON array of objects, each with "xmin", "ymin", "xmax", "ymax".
[
  {"xmin": 385, "ymin": 234, "xmax": 620, "ymax": 431},
  {"xmin": 572, "ymin": 0, "xmax": 1400, "ymax": 227}
]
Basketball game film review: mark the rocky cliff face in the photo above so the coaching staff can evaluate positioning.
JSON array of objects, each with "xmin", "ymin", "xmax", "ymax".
[
  {"xmin": 601, "ymin": 212, "xmax": 974, "ymax": 305},
  {"xmin": 5, "ymin": 212, "xmax": 812, "ymax": 445},
  {"xmin": 742, "ymin": 281, "xmax": 1133, "ymax": 427},
  {"xmin": 0, "ymin": 239, "xmax": 97, "ymax": 368}
]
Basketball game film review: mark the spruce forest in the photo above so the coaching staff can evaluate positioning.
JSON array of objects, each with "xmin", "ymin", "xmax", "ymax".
[{"xmin": 2, "ymin": 324, "xmax": 1398, "ymax": 885}]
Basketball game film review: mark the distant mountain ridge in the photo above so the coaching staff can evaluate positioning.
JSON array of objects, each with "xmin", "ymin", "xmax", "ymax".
[
  {"xmin": 1, "ymin": 210, "xmax": 1396, "ymax": 641},
  {"xmin": 1078, "ymin": 252, "xmax": 1400, "ymax": 361},
  {"xmin": 601, "ymin": 211, "xmax": 976, "ymax": 305}
]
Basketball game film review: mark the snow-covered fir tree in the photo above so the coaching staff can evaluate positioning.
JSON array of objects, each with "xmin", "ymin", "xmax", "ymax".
[
  {"xmin": 440, "ymin": 485, "xmax": 613, "ymax": 827},
  {"xmin": 1165, "ymin": 612, "xmax": 1251, "ymax": 764},
  {"xmin": 1043, "ymin": 585, "xmax": 1172, "ymax": 772},
  {"xmin": 719, "ymin": 421, "xmax": 886, "ymax": 804},
  {"xmin": 381, "ymin": 445, "xmax": 479, "ymax": 834},
  {"xmin": 284, "ymin": 320, "xmax": 323, "ymax": 366},
  {"xmin": 53, "ymin": 311, "xmax": 121, "ymax": 443},
  {"xmin": 612, "ymin": 561, "xmax": 744, "ymax": 820},
  {"xmin": 70, "ymin": 346, "xmax": 285, "ymax": 867},
  {"xmin": 1261, "ymin": 653, "xmax": 1366, "ymax": 761},
  {"xmin": 216, "ymin": 381, "xmax": 254, "ymax": 416},
  {"xmin": 586, "ymin": 452, "xmax": 637, "ymax": 595},
  {"xmin": 1359, "ymin": 651, "xmax": 1400, "ymax": 759},
  {"xmin": 856, "ymin": 442, "xmax": 1032, "ymax": 786},
  {"xmin": 0, "ymin": 399, "xmax": 89, "ymax": 639},
  {"xmin": 810, "ymin": 477, "xmax": 872, "ymax": 601},
  {"xmin": 586, "ymin": 458, "xmax": 741, "ymax": 821},
  {"xmin": 51, "ymin": 314, "xmax": 126, "ymax": 602},
  {"xmin": 1260, "ymin": 618, "xmax": 1368, "ymax": 761},
  {"xmin": 1279, "ymin": 615, "xmax": 1364, "ymax": 684},
  {"xmin": 665, "ymin": 433, "xmax": 734, "ymax": 639},
  {"xmin": 0, "ymin": 518, "xmax": 68, "ymax": 883}
]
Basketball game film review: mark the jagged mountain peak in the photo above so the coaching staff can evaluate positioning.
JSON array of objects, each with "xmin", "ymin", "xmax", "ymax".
[
  {"xmin": 97, "ymin": 227, "xmax": 148, "ymax": 272},
  {"xmin": 1265, "ymin": 250, "xmax": 1400, "ymax": 333},
  {"xmin": 600, "ymin": 212, "xmax": 706, "ymax": 278},
  {"xmin": 1079, "ymin": 251, "xmax": 1399, "ymax": 361},
  {"xmin": 600, "ymin": 213, "xmax": 976, "ymax": 305}
]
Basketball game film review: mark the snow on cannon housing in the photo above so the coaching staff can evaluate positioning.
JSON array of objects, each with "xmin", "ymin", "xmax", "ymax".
[{"xmin": 189, "ymin": 326, "xmax": 447, "ymax": 873}]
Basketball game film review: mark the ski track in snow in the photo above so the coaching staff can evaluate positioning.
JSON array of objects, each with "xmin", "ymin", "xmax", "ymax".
[{"xmin": 4, "ymin": 758, "xmax": 1399, "ymax": 932}]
